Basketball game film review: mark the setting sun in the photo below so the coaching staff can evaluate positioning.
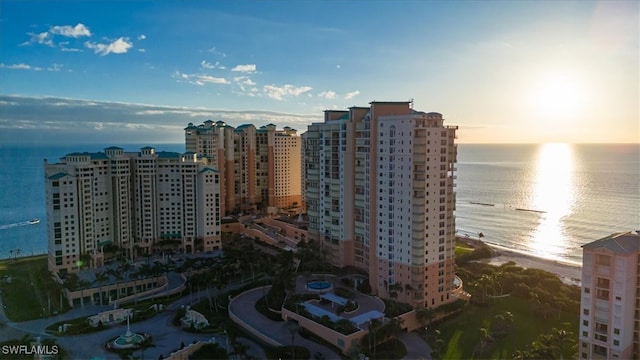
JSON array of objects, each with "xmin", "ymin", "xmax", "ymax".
[{"xmin": 531, "ymin": 72, "xmax": 588, "ymax": 121}]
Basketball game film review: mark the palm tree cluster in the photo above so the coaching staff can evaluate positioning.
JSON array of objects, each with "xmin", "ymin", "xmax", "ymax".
[
  {"xmin": 512, "ymin": 327, "xmax": 576, "ymax": 360},
  {"xmin": 361, "ymin": 317, "xmax": 404, "ymax": 358},
  {"xmin": 458, "ymin": 261, "xmax": 580, "ymax": 315}
]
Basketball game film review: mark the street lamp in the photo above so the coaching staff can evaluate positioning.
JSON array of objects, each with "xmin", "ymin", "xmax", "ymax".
[{"xmin": 285, "ymin": 320, "xmax": 299, "ymax": 360}]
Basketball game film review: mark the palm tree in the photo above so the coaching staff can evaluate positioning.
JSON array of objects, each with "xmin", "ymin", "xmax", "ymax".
[
  {"xmin": 93, "ymin": 271, "xmax": 108, "ymax": 305},
  {"xmin": 285, "ymin": 320, "xmax": 299, "ymax": 360},
  {"xmin": 107, "ymin": 268, "xmax": 123, "ymax": 303},
  {"xmin": 389, "ymin": 281, "xmax": 403, "ymax": 299},
  {"xmin": 551, "ymin": 327, "xmax": 574, "ymax": 360},
  {"xmin": 416, "ymin": 307, "xmax": 435, "ymax": 329}
]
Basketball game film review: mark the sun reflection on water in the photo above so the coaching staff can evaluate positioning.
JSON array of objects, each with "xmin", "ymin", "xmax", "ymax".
[{"xmin": 529, "ymin": 143, "xmax": 575, "ymax": 258}]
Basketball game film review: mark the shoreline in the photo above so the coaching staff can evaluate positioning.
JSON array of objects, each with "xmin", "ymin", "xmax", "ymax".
[{"xmin": 482, "ymin": 243, "xmax": 582, "ymax": 286}]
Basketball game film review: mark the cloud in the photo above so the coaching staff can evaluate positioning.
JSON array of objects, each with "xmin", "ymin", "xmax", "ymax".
[
  {"xmin": 318, "ymin": 91, "xmax": 336, "ymax": 100},
  {"xmin": 201, "ymin": 60, "xmax": 225, "ymax": 70},
  {"xmin": 344, "ymin": 90, "xmax": 360, "ymax": 100},
  {"xmin": 233, "ymin": 76, "xmax": 256, "ymax": 86},
  {"xmin": 0, "ymin": 63, "xmax": 31, "ymax": 70},
  {"xmin": 196, "ymin": 75, "xmax": 229, "ymax": 84},
  {"xmin": 21, "ymin": 32, "xmax": 53, "ymax": 47},
  {"xmin": 231, "ymin": 64, "xmax": 256, "ymax": 73},
  {"xmin": 85, "ymin": 37, "xmax": 133, "ymax": 55},
  {"xmin": 206, "ymin": 47, "xmax": 227, "ymax": 57},
  {"xmin": 0, "ymin": 95, "xmax": 321, "ymax": 145},
  {"xmin": 263, "ymin": 84, "xmax": 313, "ymax": 101},
  {"xmin": 49, "ymin": 23, "xmax": 91, "ymax": 38},
  {"xmin": 138, "ymin": 48, "xmax": 146, "ymax": 53},
  {"xmin": 173, "ymin": 71, "xmax": 229, "ymax": 86},
  {"xmin": 47, "ymin": 64, "xmax": 63, "ymax": 72},
  {"xmin": 59, "ymin": 41, "xmax": 82, "ymax": 52},
  {"xmin": 138, "ymin": 34, "xmax": 147, "ymax": 40}
]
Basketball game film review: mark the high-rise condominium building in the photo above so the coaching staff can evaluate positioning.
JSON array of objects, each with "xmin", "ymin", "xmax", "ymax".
[
  {"xmin": 44, "ymin": 146, "xmax": 221, "ymax": 274},
  {"xmin": 304, "ymin": 101, "xmax": 458, "ymax": 308},
  {"xmin": 185, "ymin": 121, "xmax": 302, "ymax": 215},
  {"xmin": 579, "ymin": 231, "xmax": 640, "ymax": 360}
]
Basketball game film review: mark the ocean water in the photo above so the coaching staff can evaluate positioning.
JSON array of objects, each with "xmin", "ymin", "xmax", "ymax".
[
  {"xmin": 455, "ymin": 143, "xmax": 640, "ymax": 265},
  {"xmin": 1, "ymin": 143, "xmax": 638, "ymax": 264}
]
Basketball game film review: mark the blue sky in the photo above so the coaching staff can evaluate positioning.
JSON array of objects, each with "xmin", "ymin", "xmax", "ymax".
[{"xmin": 0, "ymin": 1, "xmax": 638, "ymax": 144}]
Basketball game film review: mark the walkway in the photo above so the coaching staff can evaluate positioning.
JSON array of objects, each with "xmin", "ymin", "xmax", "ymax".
[
  {"xmin": 399, "ymin": 331, "xmax": 433, "ymax": 360},
  {"xmin": 229, "ymin": 287, "xmax": 342, "ymax": 359}
]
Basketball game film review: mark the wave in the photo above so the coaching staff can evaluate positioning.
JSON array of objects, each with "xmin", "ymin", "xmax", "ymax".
[{"xmin": 0, "ymin": 220, "xmax": 40, "ymax": 230}]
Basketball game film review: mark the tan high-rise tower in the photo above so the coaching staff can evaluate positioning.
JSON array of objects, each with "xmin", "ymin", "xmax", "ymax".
[{"xmin": 304, "ymin": 101, "xmax": 458, "ymax": 308}]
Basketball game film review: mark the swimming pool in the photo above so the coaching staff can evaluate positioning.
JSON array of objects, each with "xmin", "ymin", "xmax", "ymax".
[{"xmin": 307, "ymin": 280, "xmax": 331, "ymax": 290}]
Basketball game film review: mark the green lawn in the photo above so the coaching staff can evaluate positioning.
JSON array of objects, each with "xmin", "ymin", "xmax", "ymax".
[
  {"xmin": 0, "ymin": 256, "xmax": 69, "ymax": 321},
  {"xmin": 454, "ymin": 245, "xmax": 474, "ymax": 258},
  {"xmin": 437, "ymin": 296, "xmax": 577, "ymax": 359}
]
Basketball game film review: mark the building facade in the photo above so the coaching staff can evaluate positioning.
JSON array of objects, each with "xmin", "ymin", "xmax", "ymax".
[
  {"xmin": 44, "ymin": 146, "xmax": 221, "ymax": 274},
  {"xmin": 185, "ymin": 121, "xmax": 302, "ymax": 215},
  {"xmin": 579, "ymin": 231, "xmax": 640, "ymax": 360},
  {"xmin": 304, "ymin": 101, "xmax": 459, "ymax": 308}
]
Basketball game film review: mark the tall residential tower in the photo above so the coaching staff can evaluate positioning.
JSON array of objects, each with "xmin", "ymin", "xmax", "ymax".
[
  {"xmin": 304, "ymin": 101, "xmax": 458, "ymax": 308},
  {"xmin": 185, "ymin": 121, "xmax": 302, "ymax": 215},
  {"xmin": 44, "ymin": 146, "xmax": 221, "ymax": 274},
  {"xmin": 579, "ymin": 231, "xmax": 640, "ymax": 360}
]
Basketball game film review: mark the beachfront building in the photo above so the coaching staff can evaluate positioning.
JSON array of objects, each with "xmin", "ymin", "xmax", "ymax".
[
  {"xmin": 304, "ymin": 101, "xmax": 459, "ymax": 308},
  {"xmin": 44, "ymin": 146, "xmax": 221, "ymax": 274},
  {"xmin": 579, "ymin": 231, "xmax": 640, "ymax": 360},
  {"xmin": 184, "ymin": 121, "xmax": 302, "ymax": 215}
]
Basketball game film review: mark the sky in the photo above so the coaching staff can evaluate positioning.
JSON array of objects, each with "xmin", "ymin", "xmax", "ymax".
[{"xmin": 0, "ymin": 1, "xmax": 638, "ymax": 145}]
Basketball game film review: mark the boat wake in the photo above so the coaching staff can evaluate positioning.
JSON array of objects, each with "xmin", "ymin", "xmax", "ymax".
[{"xmin": 0, "ymin": 219, "xmax": 40, "ymax": 230}]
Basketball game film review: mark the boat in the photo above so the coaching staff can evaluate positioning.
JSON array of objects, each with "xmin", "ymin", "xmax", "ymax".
[{"xmin": 29, "ymin": 218, "xmax": 40, "ymax": 224}]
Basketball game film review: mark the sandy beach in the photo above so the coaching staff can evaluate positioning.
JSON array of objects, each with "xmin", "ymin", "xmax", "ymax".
[{"xmin": 480, "ymin": 242, "xmax": 582, "ymax": 286}]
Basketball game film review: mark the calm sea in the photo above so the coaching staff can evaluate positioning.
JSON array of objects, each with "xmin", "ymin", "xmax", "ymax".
[{"xmin": 1, "ymin": 143, "xmax": 638, "ymax": 264}]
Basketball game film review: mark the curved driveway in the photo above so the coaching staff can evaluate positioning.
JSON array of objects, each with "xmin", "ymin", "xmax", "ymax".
[{"xmin": 230, "ymin": 287, "xmax": 342, "ymax": 359}]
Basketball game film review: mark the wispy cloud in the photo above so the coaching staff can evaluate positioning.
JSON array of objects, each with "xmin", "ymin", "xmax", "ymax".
[
  {"xmin": 197, "ymin": 75, "xmax": 229, "ymax": 84},
  {"xmin": 233, "ymin": 76, "xmax": 256, "ymax": 86},
  {"xmin": 173, "ymin": 71, "xmax": 229, "ymax": 86},
  {"xmin": 137, "ymin": 34, "xmax": 147, "ymax": 40},
  {"xmin": 231, "ymin": 64, "xmax": 256, "ymax": 73},
  {"xmin": 0, "ymin": 63, "xmax": 32, "ymax": 70},
  {"xmin": 0, "ymin": 63, "xmax": 64, "ymax": 72},
  {"xmin": 85, "ymin": 37, "xmax": 133, "ymax": 55},
  {"xmin": 0, "ymin": 95, "xmax": 321, "ymax": 145},
  {"xmin": 201, "ymin": 60, "xmax": 226, "ymax": 70},
  {"xmin": 21, "ymin": 32, "xmax": 53, "ymax": 47},
  {"xmin": 206, "ymin": 46, "xmax": 227, "ymax": 57},
  {"xmin": 49, "ymin": 23, "xmax": 92, "ymax": 38},
  {"xmin": 318, "ymin": 91, "xmax": 336, "ymax": 99},
  {"xmin": 58, "ymin": 41, "xmax": 82, "ymax": 52},
  {"xmin": 344, "ymin": 90, "xmax": 360, "ymax": 100},
  {"xmin": 263, "ymin": 84, "xmax": 313, "ymax": 100}
]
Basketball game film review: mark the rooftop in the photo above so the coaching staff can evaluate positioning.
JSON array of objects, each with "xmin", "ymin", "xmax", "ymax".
[{"xmin": 582, "ymin": 231, "xmax": 640, "ymax": 255}]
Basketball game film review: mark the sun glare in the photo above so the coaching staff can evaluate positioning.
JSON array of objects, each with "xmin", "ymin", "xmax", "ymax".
[
  {"xmin": 531, "ymin": 72, "xmax": 587, "ymax": 121},
  {"xmin": 529, "ymin": 143, "xmax": 575, "ymax": 259}
]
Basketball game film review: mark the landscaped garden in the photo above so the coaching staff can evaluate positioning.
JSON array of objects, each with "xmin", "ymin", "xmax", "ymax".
[
  {"xmin": 429, "ymin": 244, "xmax": 581, "ymax": 359},
  {"xmin": 0, "ymin": 256, "xmax": 69, "ymax": 321}
]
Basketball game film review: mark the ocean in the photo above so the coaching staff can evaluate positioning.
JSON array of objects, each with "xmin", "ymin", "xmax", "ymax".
[{"xmin": 1, "ymin": 143, "xmax": 638, "ymax": 264}]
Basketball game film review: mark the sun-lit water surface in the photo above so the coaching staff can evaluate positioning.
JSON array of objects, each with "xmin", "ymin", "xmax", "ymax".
[{"xmin": 529, "ymin": 143, "xmax": 576, "ymax": 260}]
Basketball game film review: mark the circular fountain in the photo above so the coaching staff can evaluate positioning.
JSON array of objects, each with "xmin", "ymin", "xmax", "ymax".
[{"xmin": 106, "ymin": 314, "xmax": 149, "ymax": 350}]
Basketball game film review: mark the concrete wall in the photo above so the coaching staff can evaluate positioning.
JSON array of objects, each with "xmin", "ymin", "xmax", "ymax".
[
  {"xmin": 64, "ymin": 276, "xmax": 168, "ymax": 307},
  {"xmin": 281, "ymin": 307, "xmax": 366, "ymax": 355}
]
